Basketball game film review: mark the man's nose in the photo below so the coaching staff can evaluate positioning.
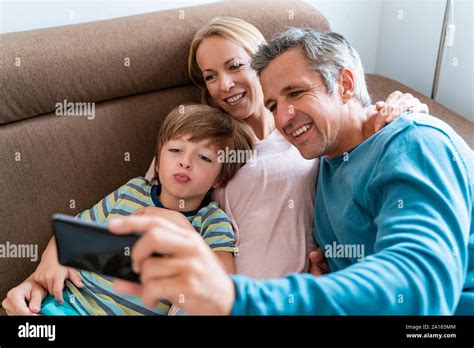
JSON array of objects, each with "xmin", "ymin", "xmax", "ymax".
[
  {"xmin": 276, "ymin": 101, "xmax": 297, "ymax": 130},
  {"xmin": 219, "ymin": 74, "xmax": 235, "ymax": 92}
]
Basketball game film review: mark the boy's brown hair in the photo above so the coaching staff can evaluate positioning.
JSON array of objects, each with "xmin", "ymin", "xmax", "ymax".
[{"xmin": 154, "ymin": 104, "xmax": 255, "ymax": 186}]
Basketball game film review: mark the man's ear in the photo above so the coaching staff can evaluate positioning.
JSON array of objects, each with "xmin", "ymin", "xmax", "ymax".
[{"xmin": 338, "ymin": 68, "xmax": 356, "ymax": 103}]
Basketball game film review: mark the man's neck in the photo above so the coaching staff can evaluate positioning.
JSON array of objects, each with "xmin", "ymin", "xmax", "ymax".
[{"xmin": 326, "ymin": 103, "xmax": 377, "ymax": 158}]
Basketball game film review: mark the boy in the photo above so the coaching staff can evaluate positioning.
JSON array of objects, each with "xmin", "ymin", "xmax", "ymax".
[{"xmin": 38, "ymin": 104, "xmax": 254, "ymax": 315}]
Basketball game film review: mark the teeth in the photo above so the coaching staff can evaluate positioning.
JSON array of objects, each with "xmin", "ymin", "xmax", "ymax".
[
  {"xmin": 225, "ymin": 93, "xmax": 244, "ymax": 103},
  {"xmin": 292, "ymin": 123, "xmax": 312, "ymax": 137}
]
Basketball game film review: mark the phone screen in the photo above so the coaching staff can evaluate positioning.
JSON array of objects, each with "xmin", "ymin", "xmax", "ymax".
[{"xmin": 52, "ymin": 214, "xmax": 141, "ymax": 282}]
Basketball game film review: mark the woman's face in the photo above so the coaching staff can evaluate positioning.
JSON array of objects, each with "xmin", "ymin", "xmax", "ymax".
[{"xmin": 196, "ymin": 35, "xmax": 265, "ymax": 121}]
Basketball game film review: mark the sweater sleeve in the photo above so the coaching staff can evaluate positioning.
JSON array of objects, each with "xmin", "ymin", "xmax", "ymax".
[{"xmin": 231, "ymin": 125, "xmax": 472, "ymax": 315}]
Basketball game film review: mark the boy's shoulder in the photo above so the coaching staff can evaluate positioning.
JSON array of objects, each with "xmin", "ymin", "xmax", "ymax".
[
  {"xmin": 195, "ymin": 200, "xmax": 231, "ymax": 224},
  {"xmin": 118, "ymin": 176, "xmax": 152, "ymax": 195}
]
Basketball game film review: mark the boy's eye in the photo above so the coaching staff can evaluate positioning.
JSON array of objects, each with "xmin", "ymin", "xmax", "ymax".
[{"xmin": 199, "ymin": 155, "xmax": 212, "ymax": 163}]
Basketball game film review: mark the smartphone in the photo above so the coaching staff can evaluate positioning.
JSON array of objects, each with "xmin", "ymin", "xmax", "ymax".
[{"xmin": 52, "ymin": 213, "xmax": 142, "ymax": 282}]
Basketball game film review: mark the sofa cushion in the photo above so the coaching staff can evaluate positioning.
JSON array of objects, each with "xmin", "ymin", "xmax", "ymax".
[
  {"xmin": 367, "ymin": 74, "xmax": 473, "ymax": 149},
  {"xmin": 0, "ymin": 0, "xmax": 330, "ymax": 125}
]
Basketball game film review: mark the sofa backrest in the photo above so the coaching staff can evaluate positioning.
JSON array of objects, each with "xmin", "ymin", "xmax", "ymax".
[{"xmin": 0, "ymin": 0, "xmax": 330, "ymax": 304}]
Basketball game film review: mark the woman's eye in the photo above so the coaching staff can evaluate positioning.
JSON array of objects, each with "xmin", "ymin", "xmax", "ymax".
[
  {"xmin": 169, "ymin": 148, "xmax": 181, "ymax": 153},
  {"xmin": 204, "ymin": 75, "xmax": 215, "ymax": 82},
  {"xmin": 230, "ymin": 63, "xmax": 244, "ymax": 71},
  {"xmin": 199, "ymin": 155, "xmax": 212, "ymax": 163}
]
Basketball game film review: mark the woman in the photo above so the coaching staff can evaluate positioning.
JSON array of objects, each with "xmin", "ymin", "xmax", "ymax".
[{"xmin": 2, "ymin": 17, "xmax": 427, "ymax": 315}]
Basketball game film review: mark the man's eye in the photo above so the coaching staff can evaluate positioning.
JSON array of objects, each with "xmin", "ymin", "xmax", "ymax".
[
  {"xmin": 169, "ymin": 148, "xmax": 181, "ymax": 153},
  {"xmin": 289, "ymin": 90, "xmax": 303, "ymax": 97},
  {"xmin": 199, "ymin": 155, "xmax": 212, "ymax": 163},
  {"xmin": 268, "ymin": 104, "xmax": 277, "ymax": 113}
]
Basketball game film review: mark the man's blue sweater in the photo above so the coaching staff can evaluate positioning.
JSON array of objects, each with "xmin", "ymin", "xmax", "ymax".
[{"xmin": 231, "ymin": 114, "xmax": 473, "ymax": 315}]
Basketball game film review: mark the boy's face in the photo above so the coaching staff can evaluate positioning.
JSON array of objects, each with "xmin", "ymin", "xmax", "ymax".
[{"xmin": 157, "ymin": 135, "xmax": 223, "ymax": 207}]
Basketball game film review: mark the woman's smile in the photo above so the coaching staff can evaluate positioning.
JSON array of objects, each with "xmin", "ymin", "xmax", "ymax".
[{"xmin": 223, "ymin": 91, "xmax": 247, "ymax": 107}]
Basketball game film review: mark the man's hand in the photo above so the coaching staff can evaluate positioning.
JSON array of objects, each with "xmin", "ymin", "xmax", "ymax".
[
  {"xmin": 132, "ymin": 206, "xmax": 193, "ymax": 229},
  {"xmin": 109, "ymin": 216, "xmax": 235, "ymax": 315},
  {"xmin": 2, "ymin": 275, "xmax": 47, "ymax": 315},
  {"xmin": 308, "ymin": 247, "xmax": 329, "ymax": 276}
]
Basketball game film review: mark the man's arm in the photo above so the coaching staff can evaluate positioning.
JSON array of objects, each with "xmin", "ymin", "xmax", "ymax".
[
  {"xmin": 231, "ymin": 125, "xmax": 472, "ymax": 315},
  {"xmin": 109, "ymin": 125, "xmax": 471, "ymax": 315}
]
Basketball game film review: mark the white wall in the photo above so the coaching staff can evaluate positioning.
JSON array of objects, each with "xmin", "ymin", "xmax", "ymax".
[
  {"xmin": 374, "ymin": 0, "xmax": 446, "ymax": 97},
  {"xmin": 0, "ymin": 0, "xmax": 220, "ymax": 34},
  {"xmin": 306, "ymin": 0, "xmax": 382, "ymax": 73},
  {"xmin": 307, "ymin": 0, "xmax": 472, "ymax": 121},
  {"xmin": 435, "ymin": 0, "xmax": 473, "ymax": 121}
]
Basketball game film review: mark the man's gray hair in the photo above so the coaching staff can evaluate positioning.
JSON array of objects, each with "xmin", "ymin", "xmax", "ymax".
[{"xmin": 251, "ymin": 28, "xmax": 372, "ymax": 107}]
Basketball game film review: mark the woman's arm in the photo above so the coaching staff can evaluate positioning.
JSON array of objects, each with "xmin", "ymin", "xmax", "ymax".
[
  {"xmin": 2, "ymin": 273, "xmax": 48, "ymax": 315},
  {"xmin": 214, "ymin": 251, "xmax": 236, "ymax": 274},
  {"xmin": 33, "ymin": 237, "xmax": 84, "ymax": 304},
  {"xmin": 373, "ymin": 91, "xmax": 429, "ymax": 132}
]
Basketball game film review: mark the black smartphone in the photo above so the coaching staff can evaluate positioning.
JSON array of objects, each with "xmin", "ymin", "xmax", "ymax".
[{"xmin": 52, "ymin": 213, "xmax": 142, "ymax": 283}]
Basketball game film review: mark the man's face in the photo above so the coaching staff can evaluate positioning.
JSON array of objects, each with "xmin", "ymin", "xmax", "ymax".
[{"xmin": 260, "ymin": 48, "xmax": 344, "ymax": 159}]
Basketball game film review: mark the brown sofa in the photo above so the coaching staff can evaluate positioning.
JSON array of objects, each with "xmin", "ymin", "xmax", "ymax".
[{"xmin": 0, "ymin": 0, "xmax": 472, "ymax": 314}]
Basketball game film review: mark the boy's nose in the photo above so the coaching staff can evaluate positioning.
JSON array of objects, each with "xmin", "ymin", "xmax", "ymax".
[{"xmin": 179, "ymin": 160, "xmax": 192, "ymax": 169}]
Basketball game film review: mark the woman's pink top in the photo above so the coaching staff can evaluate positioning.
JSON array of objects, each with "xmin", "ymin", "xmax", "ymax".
[{"xmin": 213, "ymin": 130, "xmax": 319, "ymax": 279}]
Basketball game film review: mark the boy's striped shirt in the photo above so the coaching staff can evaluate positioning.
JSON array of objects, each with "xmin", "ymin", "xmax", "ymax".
[{"xmin": 64, "ymin": 177, "xmax": 237, "ymax": 315}]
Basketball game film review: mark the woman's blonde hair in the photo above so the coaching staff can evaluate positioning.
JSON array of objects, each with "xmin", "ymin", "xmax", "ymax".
[{"xmin": 188, "ymin": 16, "xmax": 266, "ymax": 107}]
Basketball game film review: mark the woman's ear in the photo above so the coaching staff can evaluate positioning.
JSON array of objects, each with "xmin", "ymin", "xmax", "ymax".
[{"xmin": 212, "ymin": 182, "xmax": 223, "ymax": 189}]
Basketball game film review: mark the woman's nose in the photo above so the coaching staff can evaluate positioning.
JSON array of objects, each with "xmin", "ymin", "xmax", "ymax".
[{"xmin": 219, "ymin": 74, "xmax": 235, "ymax": 92}]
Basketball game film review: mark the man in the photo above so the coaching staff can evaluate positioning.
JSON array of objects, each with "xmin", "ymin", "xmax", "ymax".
[{"xmin": 110, "ymin": 28, "xmax": 474, "ymax": 315}]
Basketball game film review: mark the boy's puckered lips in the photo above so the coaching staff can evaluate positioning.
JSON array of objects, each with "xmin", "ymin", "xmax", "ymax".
[{"xmin": 173, "ymin": 172, "xmax": 191, "ymax": 183}]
